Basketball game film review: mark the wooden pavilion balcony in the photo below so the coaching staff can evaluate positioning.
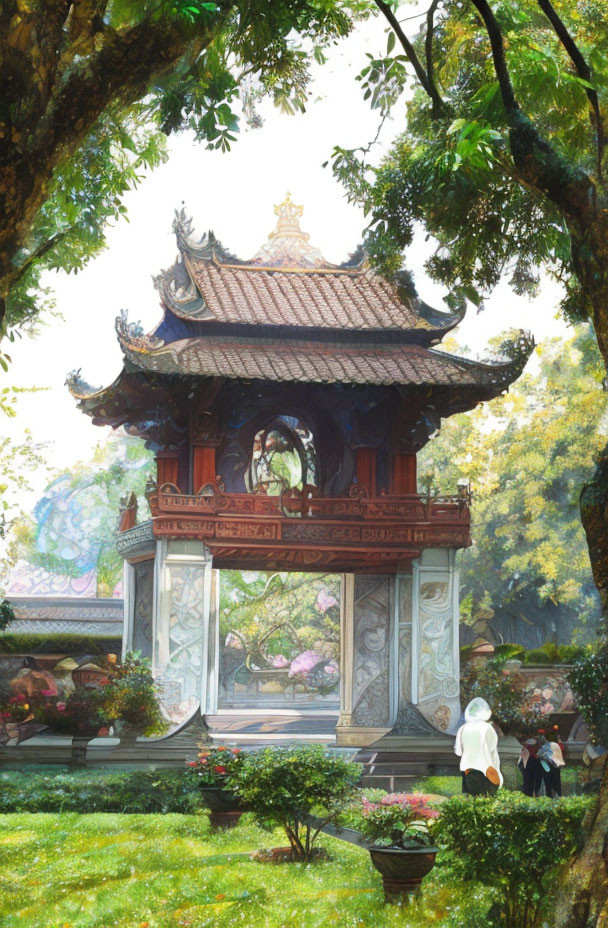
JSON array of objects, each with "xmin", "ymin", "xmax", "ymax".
[{"xmin": 130, "ymin": 483, "xmax": 472, "ymax": 573}]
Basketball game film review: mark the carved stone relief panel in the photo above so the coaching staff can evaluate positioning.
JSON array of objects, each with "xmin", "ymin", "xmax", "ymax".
[
  {"xmin": 154, "ymin": 554, "xmax": 209, "ymax": 730},
  {"xmin": 352, "ymin": 576, "xmax": 393, "ymax": 727},
  {"xmin": 132, "ymin": 560, "xmax": 154, "ymax": 658},
  {"xmin": 413, "ymin": 555, "xmax": 461, "ymax": 733}
]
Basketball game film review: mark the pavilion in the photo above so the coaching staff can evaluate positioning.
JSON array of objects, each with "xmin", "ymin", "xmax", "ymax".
[{"xmin": 69, "ymin": 196, "xmax": 532, "ymax": 749}]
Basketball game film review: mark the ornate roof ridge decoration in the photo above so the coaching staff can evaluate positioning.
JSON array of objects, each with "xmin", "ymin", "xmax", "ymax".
[
  {"xmin": 431, "ymin": 330, "xmax": 535, "ymax": 384},
  {"xmin": 66, "ymin": 368, "xmax": 103, "ymax": 399},
  {"xmin": 115, "ymin": 309, "xmax": 164, "ymax": 354}
]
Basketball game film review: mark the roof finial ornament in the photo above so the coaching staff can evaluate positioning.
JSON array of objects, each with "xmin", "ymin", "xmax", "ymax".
[
  {"xmin": 270, "ymin": 192, "xmax": 308, "ymax": 241},
  {"xmin": 250, "ymin": 194, "xmax": 330, "ymax": 269}
]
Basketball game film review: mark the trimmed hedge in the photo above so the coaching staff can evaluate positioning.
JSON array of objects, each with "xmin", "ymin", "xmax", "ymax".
[
  {"xmin": 436, "ymin": 792, "xmax": 593, "ymax": 928},
  {"xmin": 0, "ymin": 769, "xmax": 205, "ymax": 813},
  {"xmin": 0, "ymin": 634, "xmax": 122, "ymax": 655}
]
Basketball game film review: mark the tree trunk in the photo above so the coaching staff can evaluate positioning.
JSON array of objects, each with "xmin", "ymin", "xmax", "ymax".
[{"xmin": 554, "ymin": 763, "xmax": 608, "ymax": 927}]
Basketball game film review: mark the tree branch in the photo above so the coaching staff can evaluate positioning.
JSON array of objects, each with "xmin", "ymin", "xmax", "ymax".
[
  {"xmin": 425, "ymin": 0, "xmax": 442, "ymax": 112},
  {"xmin": 11, "ymin": 227, "xmax": 75, "ymax": 287},
  {"xmin": 468, "ymin": 0, "xmax": 596, "ymax": 224},
  {"xmin": 467, "ymin": 0, "xmax": 518, "ymax": 114},
  {"xmin": 536, "ymin": 0, "xmax": 604, "ymax": 182},
  {"xmin": 373, "ymin": 0, "xmax": 447, "ymax": 117}
]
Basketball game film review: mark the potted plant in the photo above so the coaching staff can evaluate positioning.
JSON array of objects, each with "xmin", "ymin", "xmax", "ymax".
[
  {"xmin": 0, "ymin": 692, "xmax": 37, "ymax": 744},
  {"xmin": 356, "ymin": 793, "xmax": 440, "ymax": 903},
  {"xmin": 186, "ymin": 745, "xmax": 246, "ymax": 827},
  {"xmin": 101, "ymin": 651, "xmax": 168, "ymax": 744},
  {"xmin": 36, "ymin": 686, "xmax": 108, "ymax": 767},
  {"xmin": 229, "ymin": 744, "xmax": 361, "ymax": 860}
]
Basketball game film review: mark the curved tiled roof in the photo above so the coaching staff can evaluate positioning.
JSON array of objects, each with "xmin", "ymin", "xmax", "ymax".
[{"xmin": 117, "ymin": 327, "xmax": 533, "ymax": 388}]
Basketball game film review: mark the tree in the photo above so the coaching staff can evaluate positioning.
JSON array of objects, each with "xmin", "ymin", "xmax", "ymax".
[
  {"xmin": 330, "ymin": 4, "xmax": 608, "ymax": 919},
  {"xmin": 0, "ymin": 0, "xmax": 360, "ymax": 346},
  {"xmin": 7, "ymin": 433, "xmax": 153, "ymax": 597},
  {"xmin": 0, "ymin": 386, "xmax": 50, "ymax": 590},
  {"xmin": 419, "ymin": 327, "xmax": 605, "ymax": 647},
  {"xmin": 332, "ymin": 0, "xmax": 608, "ymax": 614}
]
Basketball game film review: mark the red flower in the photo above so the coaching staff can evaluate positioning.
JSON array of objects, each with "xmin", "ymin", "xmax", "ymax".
[
  {"xmin": 214, "ymin": 765, "xmax": 227, "ymax": 775},
  {"xmin": 187, "ymin": 761, "xmax": 198, "ymax": 767},
  {"xmin": 232, "ymin": 748, "xmax": 241, "ymax": 754}
]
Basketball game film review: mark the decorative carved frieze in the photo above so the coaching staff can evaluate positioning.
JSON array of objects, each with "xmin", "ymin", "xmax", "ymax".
[{"xmin": 116, "ymin": 520, "xmax": 156, "ymax": 559}]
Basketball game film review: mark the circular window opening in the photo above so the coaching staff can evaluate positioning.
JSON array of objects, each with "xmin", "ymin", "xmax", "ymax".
[{"xmin": 247, "ymin": 417, "xmax": 317, "ymax": 495}]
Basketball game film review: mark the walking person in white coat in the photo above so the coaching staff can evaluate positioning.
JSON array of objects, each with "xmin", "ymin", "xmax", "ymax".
[{"xmin": 455, "ymin": 697, "xmax": 503, "ymax": 796}]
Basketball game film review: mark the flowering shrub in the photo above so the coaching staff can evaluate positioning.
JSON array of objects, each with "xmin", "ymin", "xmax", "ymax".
[
  {"xmin": 351, "ymin": 793, "xmax": 439, "ymax": 849},
  {"xmin": 36, "ymin": 686, "xmax": 107, "ymax": 736},
  {"xmin": 0, "ymin": 692, "xmax": 34, "ymax": 723},
  {"xmin": 288, "ymin": 650, "xmax": 339, "ymax": 694},
  {"xmin": 185, "ymin": 744, "xmax": 245, "ymax": 788},
  {"xmin": 229, "ymin": 744, "xmax": 361, "ymax": 860},
  {"xmin": 101, "ymin": 651, "xmax": 167, "ymax": 737}
]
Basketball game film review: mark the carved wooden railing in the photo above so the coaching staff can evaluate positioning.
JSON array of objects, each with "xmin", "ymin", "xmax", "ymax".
[{"xmin": 146, "ymin": 482, "xmax": 470, "ymax": 524}]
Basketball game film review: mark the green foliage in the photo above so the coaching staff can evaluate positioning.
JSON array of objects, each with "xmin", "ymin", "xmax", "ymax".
[
  {"xmin": 0, "ymin": 769, "xmax": 204, "ymax": 813},
  {"xmin": 568, "ymin": 639, "xmax": 608, "ymax": 746},
  {"xmin": 333, "ymin": 0, "xmax": 608, "ymax": 321},
  {"xmin": 102, "ymin": 651, "xmax": 168, "ymax": 737},
  {"xmin": 3, "ymin": 0, "xmax": 365, "ymax": 337},
  {"xmin": 435, "ymin": 793, "xmax": 593, "ymax": 928},
  {"xmin": 419, "ymin": 329, "xmax": 605, "ymax": 644},
  {"xmin": 0, "ymin": 634, "xmax": 122, "ymax": 655},
  {"xmin": 412, "ymin": 777, "xmax": 466, "ymax": 798},
  {"xmin": 493, "ymin": 643, "xmax": 526, "ymax": 661},
  {"xmin": 230, "ymin": 744, "xmax": 361, "ymax": 860},
  {"xmin": 0, "ymin": 599, "xmax": 14, "ymax": 632},
  {"xmin": 461, "ymin": 656, "xmax": 543, "ymax": 739}
]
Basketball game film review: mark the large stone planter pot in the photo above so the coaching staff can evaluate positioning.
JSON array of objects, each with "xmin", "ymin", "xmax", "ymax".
[
  {"xmin": 199, "ymin": 787, "xmax": 243, "ymax": 829},
  {"xmin": 368, "ymin": 846, "xmax": 438, "ymax": 903}
]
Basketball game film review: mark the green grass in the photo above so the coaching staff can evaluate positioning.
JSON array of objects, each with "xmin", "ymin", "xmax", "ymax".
[{"xmin": 0, "ymin": 813, "xmax": 493, "ymax": 928}]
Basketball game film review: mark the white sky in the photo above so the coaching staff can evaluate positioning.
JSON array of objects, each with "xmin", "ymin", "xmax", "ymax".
[{"xmin": 3, "ymin": 12, "xmax": 570, "ymax": 515}]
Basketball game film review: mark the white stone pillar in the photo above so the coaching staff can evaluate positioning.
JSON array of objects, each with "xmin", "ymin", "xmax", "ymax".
[
  {"xmin": 337, "ymin": 573, "xmax": 355, "ymax": 730},
  {"xmin": 153, "ymin": 539, "xmax": 217, "ymax": 728},
  {"xmin": 410, "ymin": 549, "xmax": 461, "ymax": 733}
]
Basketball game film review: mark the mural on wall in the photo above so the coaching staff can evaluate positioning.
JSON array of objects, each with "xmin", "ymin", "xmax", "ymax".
[
  {"xmin": 218, "ymin": 570, "xmax": 340, "ymax": 708},
  {"xmin": 7, "ymin": 435, "xmax": 153, "ymax": 598}
]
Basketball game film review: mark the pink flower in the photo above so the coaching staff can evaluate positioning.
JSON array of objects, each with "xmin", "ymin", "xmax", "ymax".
[
  {"xmin": 271, "ymin": 654, "xmax": 289, "ymax": 668},
  {"xmin": 56, "ymin": 703, "xmax": 66, "ymax": 711},
  {"xmin": 289, "ymin": 650, "xmax": 322, "ymax": 678},
  {"xmin": 40, "ymin": 689, "xmax": 52, "ymax": 696},
  {"xmin": 316, "ymin": 590, "xmax": 338, "ymax": 613}
]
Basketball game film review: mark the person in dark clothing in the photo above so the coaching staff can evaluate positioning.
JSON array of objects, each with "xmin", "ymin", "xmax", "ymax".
[{"xmin": 518, "ymin": 738, "xmax": 543, "ymax": 796}]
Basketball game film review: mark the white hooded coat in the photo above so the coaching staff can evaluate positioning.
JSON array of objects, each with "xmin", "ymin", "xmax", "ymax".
[{"xmin": 454, "ymin": 697, "xmax": 503, "ymax": 787}]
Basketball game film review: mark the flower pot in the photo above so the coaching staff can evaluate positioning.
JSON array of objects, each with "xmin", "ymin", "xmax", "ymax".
[
  {"xmin": 199, "ymin": 787, "xmax": 243, "ymax": 829},
  {"xmin": 368, "ymin": 846, "xmax": 438, "ymax": 903}
]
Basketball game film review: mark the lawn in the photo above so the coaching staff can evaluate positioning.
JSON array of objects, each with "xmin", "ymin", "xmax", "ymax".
[{"xmin": 0, "ymin": 813, "xmax": 493, "ymax": 928}]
